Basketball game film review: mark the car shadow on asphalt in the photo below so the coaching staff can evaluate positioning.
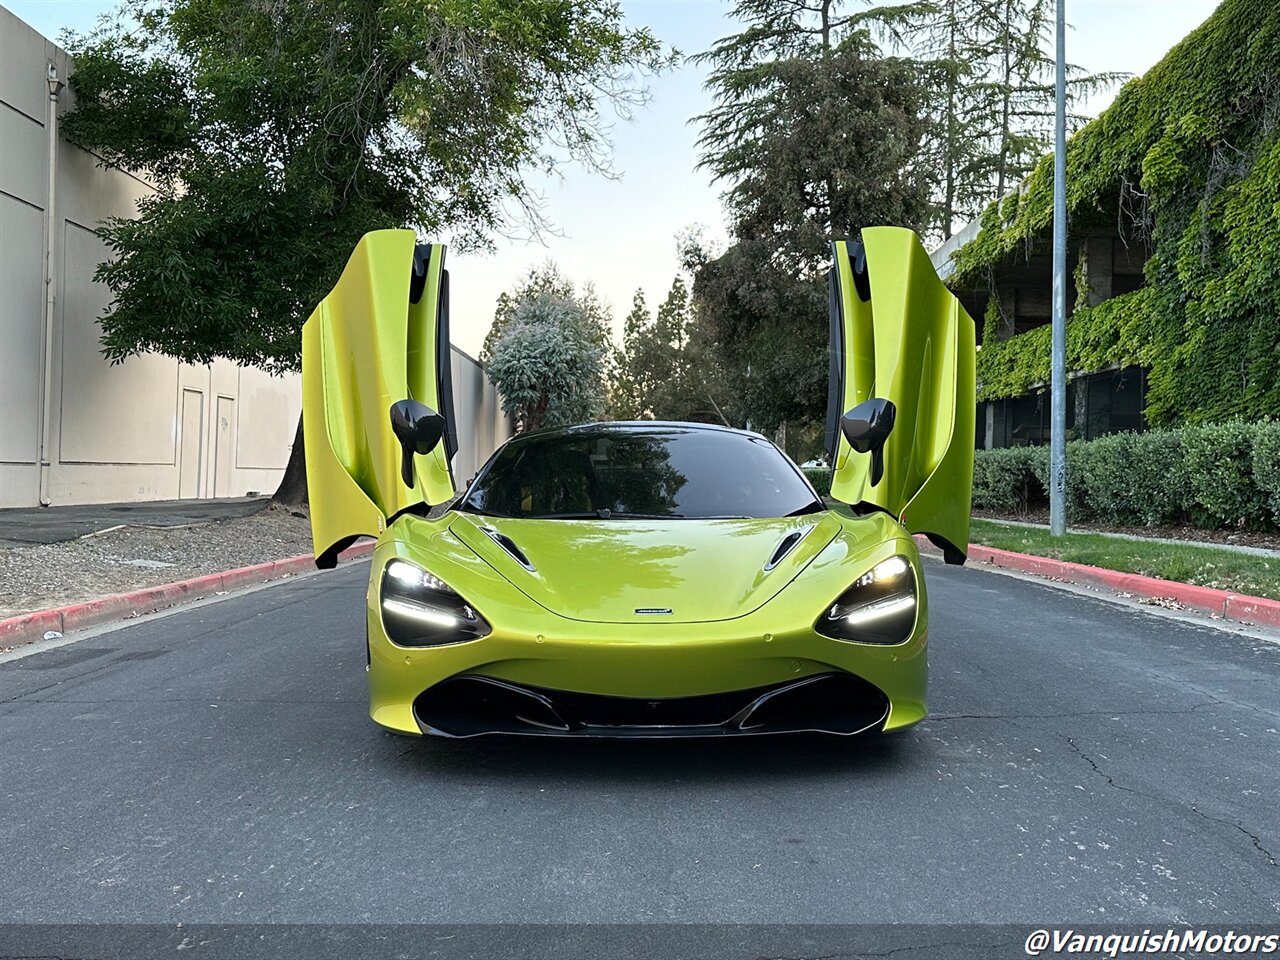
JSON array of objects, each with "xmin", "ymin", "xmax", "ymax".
[{"xmin": 390, "ymin": 729, "xmax": 915, "ymax": 784}]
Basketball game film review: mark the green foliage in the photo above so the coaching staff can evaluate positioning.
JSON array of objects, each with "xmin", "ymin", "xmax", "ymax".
[
  {"xmin": 1071, "ymin": 430, "xmax": 1190, "ymax": 526},
  {"xmin": 912, "ymin": 0, "xmax": 1124, "ymax": 235},
  {"xmin": 973, "ymin": 420, "xmax": 1280, "ymax": 530},
  {"xmin": 697, "ymin": 38, "xmax": 937, "ymax": 266},
  {"xmin": 971, "ymin": 445, "xmax": 1045, "ymax": 512},
  {"xmin": 689, "ymin": 239, "xmax": 828, "ymax": 431},
  {"xmin": 1252, "ymin": 421, "xmax": 1280, "ymax": 526},
  {"xmin": 1182, "ymin": 421, "xmax": 1271, "ymax": 529},
  {"xmin": 976, "ymin": 288, "xmax": 1157, "ymax": 399},
  {"xmin": 608, "ymin": 291, "xmax": 652, "ymax": 421},
  {"xmin": 1254, "ymin": 422, "xmax": 1280, "ymax": 527},
  {"xmin": 686, "ymin": 1, "xmax": 941, "ymax": 435},
  {"xmin": 485, "ymin": 291, "xmax": 608, "ymax": 434},
  {"xmin": 62, "ymin": 0, "xmax": 668, "ymax": 373},
  {"xmin": 950, "ymin": 0, "xmax": 1280, "ymax": 425},
  {"xmin": 802, "ymin": 466, "xmax": 832, "ymax": 498},
  {"xmin": 481, "ymin": 263, "xmax": 612, "ymax": 364},
  {"xmin": 609, "ymin": 278, "xmax": 735, "ymax": 425}
]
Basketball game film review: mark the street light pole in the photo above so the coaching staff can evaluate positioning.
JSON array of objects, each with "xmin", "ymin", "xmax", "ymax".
[{"xmin": 1049, "ymin": 0, "xmax": 1068, "ymax": 536}]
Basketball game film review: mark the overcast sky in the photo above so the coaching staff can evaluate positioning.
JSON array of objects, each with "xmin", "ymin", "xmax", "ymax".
[{"xmin": 7, "ymin": 0, "xmax": 1221, "ymax": 356}]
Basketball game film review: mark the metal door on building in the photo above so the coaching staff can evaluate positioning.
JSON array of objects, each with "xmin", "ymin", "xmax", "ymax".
[
  {"xmin": 213, "ymin": 396, "xmax": 235, "ymax": 497},
  {"xmin": 178, "ymin": 389, "xmax": 204, "ymax": 499}
]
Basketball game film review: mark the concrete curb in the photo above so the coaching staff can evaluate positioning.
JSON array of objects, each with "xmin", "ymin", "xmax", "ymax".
[
  {"xmin": 0, "ymin": 541, "xmax": 373, "ymax": 647},
  {"xmin": 919, "ymin": 537, "xmax": 1280, "ymax": 628}
]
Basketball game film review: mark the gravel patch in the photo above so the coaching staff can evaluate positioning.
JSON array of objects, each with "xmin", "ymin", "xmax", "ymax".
[{"xmin": 0, "ymin": 504, "xmax": 315, "ymax": 620}]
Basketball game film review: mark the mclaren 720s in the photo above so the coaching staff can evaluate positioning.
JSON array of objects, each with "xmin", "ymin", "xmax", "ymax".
[{"xmin": 302, "ymin": 227, "xmax": 975, "ymax": 738}]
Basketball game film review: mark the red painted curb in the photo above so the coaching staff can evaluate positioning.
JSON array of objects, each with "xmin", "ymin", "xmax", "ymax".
[
  {"xmin": 0, "ymin": 540, "xmax": 373, "ymax": 648},
  {"xmin": 918, "ymin": 536, "xmax": 1280, "ymax": 628}
]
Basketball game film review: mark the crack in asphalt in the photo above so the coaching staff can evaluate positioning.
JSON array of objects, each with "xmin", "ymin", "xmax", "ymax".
[{"xmin": 1061, "ymin": 735, "xmax": 1277, "ymax": 867}]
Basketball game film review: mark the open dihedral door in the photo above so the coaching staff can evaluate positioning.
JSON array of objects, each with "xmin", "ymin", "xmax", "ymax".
[
  {"xmin": 302, "ymin": 230, "xmax": 458, "ymax": 568},
  {"xmin": 826, "ymin": 227, "xmax": 976, "ymax": 564}
]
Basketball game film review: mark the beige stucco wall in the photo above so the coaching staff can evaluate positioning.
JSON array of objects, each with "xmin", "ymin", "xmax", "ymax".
[{"xmin": 0, "ymin": 8, "xmax": 511, "ymax": 508}]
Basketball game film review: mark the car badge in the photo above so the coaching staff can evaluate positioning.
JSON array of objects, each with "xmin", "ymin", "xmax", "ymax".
[{"xmin": 635, "ymin": 608, "xmax": 673, "ymax": 615}]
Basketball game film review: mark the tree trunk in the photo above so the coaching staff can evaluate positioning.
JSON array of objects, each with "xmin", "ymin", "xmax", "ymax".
[{"xmin": 272, "ymin": 412, "xmax": 308, "ymax": 507}]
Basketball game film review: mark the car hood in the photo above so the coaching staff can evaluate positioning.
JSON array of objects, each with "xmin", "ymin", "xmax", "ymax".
[{"xmin": 447, "ymin": 512, "xmax": 842, "ymax": 624}]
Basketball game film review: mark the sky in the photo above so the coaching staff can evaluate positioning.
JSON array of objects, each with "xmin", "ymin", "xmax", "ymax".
[{"xmin": 6, "ymin": 0, "xmax": 1222, "ymax": 357}]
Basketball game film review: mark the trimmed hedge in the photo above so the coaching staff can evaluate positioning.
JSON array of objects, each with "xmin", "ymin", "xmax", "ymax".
[
  {"xmin": 973, "ymin": 446, "xmax": 1045, "ymax": 513},
  {"xmin": 802, "ymin": 466, "xmax": 832, "ymax": 498},
  {"xmin": 973, "ymin": 420, "xmax": 1280, "ymax": 530}
]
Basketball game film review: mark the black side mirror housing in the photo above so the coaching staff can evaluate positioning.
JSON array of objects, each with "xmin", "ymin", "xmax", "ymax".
[
  {"xmin": 840, "ymin": 397, "xmax": 896, "ymax": 486},
  {"xmin": 390, "ymin": 399, "xmax": 447, "ymax": 487}
]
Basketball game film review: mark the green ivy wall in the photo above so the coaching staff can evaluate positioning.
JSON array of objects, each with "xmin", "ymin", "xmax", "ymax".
[{"xmin": 951, "ymin": 0, "xmax": 1280, "ymax": 425}]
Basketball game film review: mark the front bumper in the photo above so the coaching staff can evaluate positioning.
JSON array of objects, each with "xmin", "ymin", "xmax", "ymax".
[
  {"xmin": 412, "ymin": 673, "xmax": 889, "ymax": 738},
  {"xmin": 365, "ymin": 527, "xmax": 928, "ymax": 738}
]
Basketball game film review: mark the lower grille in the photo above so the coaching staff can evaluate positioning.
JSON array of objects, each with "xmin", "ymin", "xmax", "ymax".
[{"xmin": 412, "ymin": 673, "xmax": 889, "ymax": 738}]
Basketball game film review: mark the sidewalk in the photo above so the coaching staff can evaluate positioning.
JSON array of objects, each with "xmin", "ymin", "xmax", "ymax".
[{"xmin": 0, "ymin": 497, "xmax": 272, "ymax": 548}]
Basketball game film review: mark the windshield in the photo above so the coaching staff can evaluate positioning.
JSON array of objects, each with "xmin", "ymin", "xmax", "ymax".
[{"xmin": 461, "ymin": 427, "xmax": 823, "ymax": 520}]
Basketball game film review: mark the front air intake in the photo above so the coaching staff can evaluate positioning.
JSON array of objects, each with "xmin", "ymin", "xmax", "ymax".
[{"xmin": 412, "ymin": 673, "xmax": 889, "ymax": 738}]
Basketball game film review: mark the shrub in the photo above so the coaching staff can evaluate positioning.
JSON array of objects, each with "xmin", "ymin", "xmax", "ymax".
[
  {"xmin": 1182, "ymin": 420, "xmax": 1271, "ymax": 529},
  {"xmin": 1030, "ymin": 439, "xmax": 1089, "ymax": 520},
  {"xmin": 802, "ymin": 466, "xmax": 832, "ymax": 498},
  {"xmin": 972, "ymin": 446, "xmax": 1045, "ymax": 513},
  {"xmin": 852, "ymin": 419, "xmax": 1277, "ymax": 531},
  {"xmin": 1075, "ymin": 429, "xmax": 1191, "ymax": 526},
  {"xmin": 1251, "ymin": 420, "xmax": 1280, "ymax": 527}
]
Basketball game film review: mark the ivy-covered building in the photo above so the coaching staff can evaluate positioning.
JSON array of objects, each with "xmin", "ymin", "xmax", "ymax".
[{"xmin": 931, "ymin": 0, "xmax": 1280, "ymax": 449}]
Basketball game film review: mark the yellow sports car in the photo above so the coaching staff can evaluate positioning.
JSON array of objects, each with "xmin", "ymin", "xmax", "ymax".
[{"xmin": 303, "ymin": 228, "xmax": 975, "ymax": 737}]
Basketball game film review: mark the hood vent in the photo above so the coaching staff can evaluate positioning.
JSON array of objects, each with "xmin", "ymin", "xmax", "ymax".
[
  {"xmin": 763, "ymin": 524, "xmax": 816, "ymax": 572},
  {"xmin": 481, "ymin": 526, "xmax": 536, "ymax": 572}
]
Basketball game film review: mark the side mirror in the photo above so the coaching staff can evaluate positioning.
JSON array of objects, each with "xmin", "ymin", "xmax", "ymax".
[
  {"xmin": 840, "ymin": 397, "xmax": 896, "ymax": 486},
  {"xmin": 390, "ymin": 399, "xmax": 447, "ymax": 487}
]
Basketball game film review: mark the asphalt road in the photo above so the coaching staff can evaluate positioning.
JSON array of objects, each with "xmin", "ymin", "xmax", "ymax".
[{"xmin": 1, "ymin": 559, "xmax": 1276, "ymax": 949}]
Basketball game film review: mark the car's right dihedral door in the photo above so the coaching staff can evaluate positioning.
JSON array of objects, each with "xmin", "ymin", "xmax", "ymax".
[
  {"xmin": 826, "ymin": 226, "xmax": 976, "ymax": 564},
  {"xmin": 301, "ymin": 230, "xmax": 458, "ymax": 568}
]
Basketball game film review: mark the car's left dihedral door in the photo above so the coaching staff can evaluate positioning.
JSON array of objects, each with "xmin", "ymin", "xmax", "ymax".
[
  {"xmin": 826, "ymin": 227, "xmax": 976, "ymax": 563},
  {"xmin": 302, "ymin": 229, "xmax": 457, "ymax": 567}
]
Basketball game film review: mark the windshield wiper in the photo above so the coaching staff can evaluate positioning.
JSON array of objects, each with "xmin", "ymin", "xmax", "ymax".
[
  {"xmin": 785, "ymin": 502, "xmax": 826, "ymax": 517},
  {"xmin": 525, "ymin": 510, "xmax": 686, "ymax": 520},
  {"xmin": 522, "ymin": 511, "xmax": 614, "ymax": 519},
  {"xmin": 524, "ymin": 511, "xmax": 757, "ymax": 520},
  {"xmin": 456, "ymin": 501, "xmax": 507, "ymax": 519}
]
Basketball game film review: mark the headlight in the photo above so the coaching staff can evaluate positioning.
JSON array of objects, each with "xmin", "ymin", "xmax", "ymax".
[
  {"xmin": 814, "ymin": 555, "xmax": 917, "ymax": 645},
  {"xmin": 379, "ymin": 560, "xmax": 491, "ymax": 647}
]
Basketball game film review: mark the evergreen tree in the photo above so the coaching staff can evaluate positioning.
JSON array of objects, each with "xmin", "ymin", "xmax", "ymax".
[
  {"xmin": 914, "ymin": 0, "xmax": 1126, "ymax": 225},
  {"xmin": 696, "ymin": 0, "xmax": 938, "ymax": 268}
]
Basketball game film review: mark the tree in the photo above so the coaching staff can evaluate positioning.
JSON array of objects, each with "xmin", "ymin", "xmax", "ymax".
[
  {"xmin": 689, "ymin": 240, "xmax": 828, "ymax": 433},
  {"xmin": 975, "ymin": 0, "xmax": 1124, "ymax": 198},
  {"xmin": 61, "ymin": 0, "xmax": 668, "ymax": 502},
  {"xmin": 481, "ymin": 263, "xmax": 612, "ymax": 363},
  {"xmin": 607, "ymin": 291, "xmax": 651, "ymax": 420},
  {"xmin": 486, "ymin": 290, "xmax": 608, "ymax": 433},
  {"xmin": 688, "ymin": 0, "xmax": 936, "ymax": 434},
  {"xmin": 696, "ymin": 1, "xmax": 937, "ymax": 268},
  {"xmin": 909, "ymin": 0, "xmax": 1125, "ymax": 234},
  {"xmin": 908, "ymin": 0, "xmax": 1002, "ymax": 237}
]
